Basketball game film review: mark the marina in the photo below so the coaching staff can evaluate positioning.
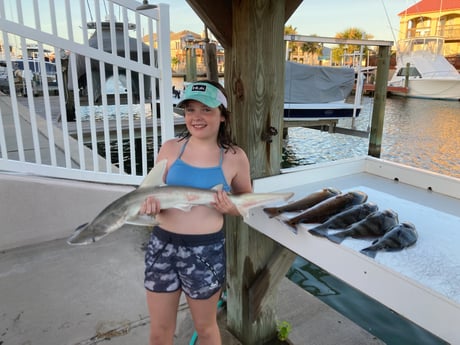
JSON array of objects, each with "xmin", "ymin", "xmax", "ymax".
[{"xmin": 1, "ymin": 0, "xmax": 460, "ymax": 344}]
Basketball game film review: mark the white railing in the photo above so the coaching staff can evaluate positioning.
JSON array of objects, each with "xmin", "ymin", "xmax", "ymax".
[{"xmin": 0, "ymin": 0, "xmax": 174, "ymax": 185}]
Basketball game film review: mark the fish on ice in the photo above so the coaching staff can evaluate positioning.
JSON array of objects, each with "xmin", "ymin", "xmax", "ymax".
[
  {"xmin": 308, "ymin": 202, "xmax": 379, "ymax": 236},
  {"xmin": 67, "ymin": 160, "xmax": 293, "ymax": 245},
  {"xmin": 321, "ymin": 209, "xmax": 399, "ymax": 244},
  {"xmin": 263, "ymin": 187, "xmax": 341, "ymax": 218},
  {"xmin": 284, "ymin": 191, "xmax": 368, "ymax": 232},
  {"xmin": 360, "ymin": 221, "xmax": 418, "ymax": 258}
]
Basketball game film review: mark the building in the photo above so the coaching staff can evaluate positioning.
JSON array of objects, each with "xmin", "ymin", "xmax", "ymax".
[
  {"xmin": 170, "ymin": 30, "xmax": 224, "ymax": 77},
  {"xmin": 397, "ymin": 0, "xmax": 460, "ymax": 67}
]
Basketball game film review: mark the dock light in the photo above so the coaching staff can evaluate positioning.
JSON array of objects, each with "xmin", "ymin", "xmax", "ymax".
[{"xmin": 136, "ymin": 0, "xmax": 157, "ymax": 10}]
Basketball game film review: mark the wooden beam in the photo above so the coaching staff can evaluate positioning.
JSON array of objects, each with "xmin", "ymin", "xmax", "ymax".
[
  {"xmin": 248, "ymin": 245, "xmax": 297, "ymax": 322},
  {"xmin": 186, "ymin": 0, "xmax": 304, "ymax": 49},
  {"xmin": 186, "ymin": 0, "xmax": 232, "ymax": 48},
  {"xmin": 285, "ymin": 0, "xmax": 303, "ymax": 21}
]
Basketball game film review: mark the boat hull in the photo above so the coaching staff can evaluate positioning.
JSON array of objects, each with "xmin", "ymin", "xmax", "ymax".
[
  {"xmin": 389, "ymin": 78, "xmax": 460, "ymax": 100},
  {"xmin": 284, "ymin": 102, "xmax": 361, "ymax": 119}
]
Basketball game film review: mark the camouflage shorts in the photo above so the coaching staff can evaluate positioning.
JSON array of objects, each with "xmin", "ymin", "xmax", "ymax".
[{"xmin": 144, "ymin": 226, "xmax": 226, "ymax": 299}]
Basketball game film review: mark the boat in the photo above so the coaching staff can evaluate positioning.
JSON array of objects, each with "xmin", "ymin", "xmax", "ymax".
[
  {"xmin": 284, "ymin": 61, "xmax": 362, "ymax": 119},
  {"xmin": 388, "ymin": 37, "xmax": 460, "ymax": 100},
  {"xmin": 0, "ymin": 58, "xmax": 58, "ymax": 96}
]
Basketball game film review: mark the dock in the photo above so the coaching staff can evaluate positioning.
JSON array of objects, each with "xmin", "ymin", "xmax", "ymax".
[{"xmin": 357, "ymin": 83, "xmax": 409, "ymax": 95}]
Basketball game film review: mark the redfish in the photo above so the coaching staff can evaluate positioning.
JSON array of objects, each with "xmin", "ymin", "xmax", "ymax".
[
  {"xmin": 284, "ymin": 191, "xmax": 368, "ymax": 231},
  {"xmin": 263, "ymin": 187, "xmax": 341, "ymax": 218}
]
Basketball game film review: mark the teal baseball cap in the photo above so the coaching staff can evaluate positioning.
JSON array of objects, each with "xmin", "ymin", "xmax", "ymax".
[{"xmin": 177, "ymin": 82, "xmax": 228, "ymax": 109}]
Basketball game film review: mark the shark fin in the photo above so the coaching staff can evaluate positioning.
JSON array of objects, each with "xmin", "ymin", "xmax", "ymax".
[
  {"xmin": 139, "ymin": 159, "xmax": 167, "ymax": 188},
  {"xmin": 211, "ymin": 184, "xmax": 224, "ymax": 191}
]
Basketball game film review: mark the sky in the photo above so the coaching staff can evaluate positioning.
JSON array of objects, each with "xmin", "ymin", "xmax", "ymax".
[{"xmin": 159, "ymin": 0, "xmax": 413, "ymax": 44}]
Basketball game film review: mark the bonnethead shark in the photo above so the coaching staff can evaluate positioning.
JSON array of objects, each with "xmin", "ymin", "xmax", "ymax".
[{"xmin": 67, "ymin": 159, "xmax": 293, "ymax": 245}]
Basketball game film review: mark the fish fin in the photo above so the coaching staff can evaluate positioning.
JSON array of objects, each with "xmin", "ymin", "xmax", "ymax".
[
  {"xmin": 125, "ymin": 214, "xmax": 158, "ymax": 226},
  {"xmin": 262, "ymin": 207, "xmax": 280, "ymax": 218},
  {"xmin": 308, "ymin": 228, "xmax": 328, "ymax": 238},
  {"xmin": 237, "ymin": 206, "xmax": 249, "ymax": 219},
  {"xmin": 74, "ymin": 222, "xmax": 88, "ymax": 232},
  {"xmin": 325, "ymin": 233, "xmax": 346, "ymax": 244},
  {"xmin": 360, "ymin": 248, "xmax": 377, "ymax": 258},
  {"xmin": 139, "ymin": 159, "xmax": 167, "ymax": 188},
  {"xmin": 211, "ymin": 184, "xmax": 224, "ymax": 191},
  {"xmin": 283, "ymin": 219, "xmax": 298, "ymax": 234},
  {"xmin": 67, "ymin": 223, "xmax": 90, "ymax": 245}
]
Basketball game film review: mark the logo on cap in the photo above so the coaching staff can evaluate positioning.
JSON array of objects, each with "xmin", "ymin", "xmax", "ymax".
[{"xmin": 191, "ymin": 85, "xmax": 207, "ymax": 92}]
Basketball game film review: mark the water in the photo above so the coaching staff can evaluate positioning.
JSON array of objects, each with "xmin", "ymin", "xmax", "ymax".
[{"xmin": 283, "ymin": 96, "xmax": 460, "ymax": 178}]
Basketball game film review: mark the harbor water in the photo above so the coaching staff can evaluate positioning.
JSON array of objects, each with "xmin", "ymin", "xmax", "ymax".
[{"xmin": 283, "ymin": 95, "xmax": 460, "ymax": 179}]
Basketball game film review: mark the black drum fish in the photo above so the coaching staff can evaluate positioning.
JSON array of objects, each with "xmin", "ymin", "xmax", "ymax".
[
  {"xmin": 263, "ymin": 187, "xmax": 341, "ymax": 218},
  {"xmin": 308, "ymin": 202, "xmax": 379, "ymax": 237},
  {"xmin": 284, "ymin": 190, "xmax": 368, "ymax": 230},
  {"xmin": 323, "ymin": 209, "xmax": 399, "ymax": 244},
  {"xmin": 360, "ymin": 222, "xmax": 418, "ymax": 259}
]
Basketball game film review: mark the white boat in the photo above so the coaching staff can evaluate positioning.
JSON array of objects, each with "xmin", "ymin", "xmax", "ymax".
[
  {"xmin": 388, "ymin": 37, "xmax": 460, "ymax": 100},
  {"xmin": 284, "ymin": 61, "xmax": 362, "ymax": 119}
]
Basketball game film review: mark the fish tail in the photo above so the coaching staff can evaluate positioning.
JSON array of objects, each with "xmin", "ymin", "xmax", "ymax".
[
  {"xmin": 308, "ymin": 228, "xmax": 328, "ymax": 238},
  {"xmin": 326, "ymin": 233, "xmax": 346, "ymax": 244},
  {"xmin": 360, "ymin": 248, "xmax": 377, "ymax": 258},
  {"xmin": 263, "ymin": 207, "xmax": 280, "ymax": 218},
  {"xmin": 283, "ymin": 219, "xmax": 298, "ymax": 233}
]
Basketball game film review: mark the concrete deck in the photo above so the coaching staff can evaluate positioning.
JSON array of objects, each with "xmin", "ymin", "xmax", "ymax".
[{"xmin": 0, "ymin": 225, "xmax": 384, "ymax": 345}]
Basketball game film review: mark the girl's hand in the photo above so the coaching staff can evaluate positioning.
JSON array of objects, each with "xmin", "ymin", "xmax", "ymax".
[
  {"xmin": 139, "ymin": 196, "xmax": 161, "ymax": 215},
  {"xmin": 213, "ymin": 190, "xmax": 239, "ymax": 215}
]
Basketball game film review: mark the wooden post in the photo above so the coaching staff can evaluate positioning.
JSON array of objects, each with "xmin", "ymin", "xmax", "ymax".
[
  {"xmin": 368, "ymin": 45, "xmax": 390, "ymax": 157},
  {"xmin": 404, "ymin": 62, "xmax": 410, "ymax": 88},
  {"xmin": 185, "ymin": 47, "xmax": 197, "ymax": 82},
  {"xmin": 204, "ymin": 26, "xmax": 219, "ymax": 82},
  {"xmin": 205, "ymin": 42, "xmax": 219, "ymax": 82},
  {"xmin": 225, "ymin": 1, "xmax": 296, "ymax": 343}
]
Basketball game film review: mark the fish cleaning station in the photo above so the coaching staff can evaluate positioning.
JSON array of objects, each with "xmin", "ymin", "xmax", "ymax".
[{"xmin": 1, "ymin": 1, "xmax": 459, "ymax": 344}]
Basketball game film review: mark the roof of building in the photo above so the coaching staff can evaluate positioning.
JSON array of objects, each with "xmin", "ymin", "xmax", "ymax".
[{"xmin": 398, "ymin": 0, "xmax": 460, "ymax": 16}]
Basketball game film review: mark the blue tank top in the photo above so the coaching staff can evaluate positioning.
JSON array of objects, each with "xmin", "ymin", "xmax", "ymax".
[{"xmin": 166, "ymin": 141, "xmax": 231, "ymax": 192}]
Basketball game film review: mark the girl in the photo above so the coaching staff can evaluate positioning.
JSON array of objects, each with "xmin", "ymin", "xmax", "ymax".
[{"xmin": 140, "ymin": 80, "xmax": 252, "ymax": 345}]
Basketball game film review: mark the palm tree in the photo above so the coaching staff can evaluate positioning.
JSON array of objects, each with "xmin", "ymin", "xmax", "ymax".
[
  {"xmin": 300, "ymin": 36, "xmax": 322, "ymax": 65},
  {"xmin": 333, "ymin": 28, "xmax": 374, "ymax": 66},
  {"xmin": 284, "ymin": 25, "xmax": 298, "ymax": 61}
]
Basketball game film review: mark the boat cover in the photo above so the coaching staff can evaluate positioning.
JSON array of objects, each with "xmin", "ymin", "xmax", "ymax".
[{"xmin": 285, "ymin": 61, "xmax": 355, "ymax": 103}]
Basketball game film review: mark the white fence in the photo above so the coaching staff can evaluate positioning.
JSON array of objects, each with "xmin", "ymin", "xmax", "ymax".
[{"xmin": 0, "ymin": 0, "xmax": 174, "ymax": 185}]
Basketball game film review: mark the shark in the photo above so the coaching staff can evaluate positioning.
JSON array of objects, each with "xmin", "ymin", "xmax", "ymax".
[{"xmin": 67, "ymin": 159, "xmax": 293, "ymax": 245}]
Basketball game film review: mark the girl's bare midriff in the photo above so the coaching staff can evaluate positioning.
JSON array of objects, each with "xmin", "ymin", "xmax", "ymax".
[{"xmin": 156, "ymin": 206, "xmax": 224, "ymax": 234}]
